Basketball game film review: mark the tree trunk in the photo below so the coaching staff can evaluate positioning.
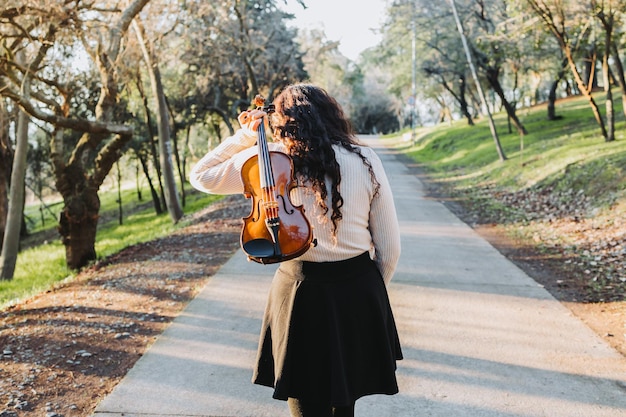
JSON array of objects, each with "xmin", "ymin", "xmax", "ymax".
[
  {"xmin": 564, "ymin": 46, "xmax": 608, "ymax": 139},
  {"xmin": 116, "ymin": 161, "xmax": 123, "ymax": 225},
  {"xmin": 458, "ymin": 75, "xmax": 474, "ymax": 125},
  {"xmin": 133, "ymin": 20, "xmax": 183, "ymax": 223},
  {"xmin": 582, "ymin": 47, "xmax": 598, "ymax": 92},
  {"xmin": 58, "ymin": 186, "xmax": 99, "ymax": 270},
  {"xmin": 595, "ymin": 9, "xmax": 616, "ymax": 142},
  {"xmin": 53, "ymin": 129, "xmax": 100, "ymax": 269},
  {"xmin": 134, "ymin": 148, "xmax": 163, "ymax": 214},
  {"xmin": 485, "ymin": 68, "xmax": 528, "ymax": 135},
  {"xmin": 135, "ymin": 75, "xmax": 166, "ymax": 208},
  {"xmin": 610, "ymin": 42, "xmax": 626, "ymax": 119},
  {"xmin": 0, "ymin": 101, "xmax": 12, "ymax": 247},
  {"xmin": 547, "ymin": 79, "xmax": 558, "ymax": 120},
  {"xmin": 135, "ymin": 160, "xmax": 142, "ymax": 201},
  {"xmin": 548, "ymin": 59, "xmax": 567, "ymax": 120},
  {"xmin": 167, "ymin": 102, "xmax": 185, "ymax": 207},
  {"xmin": 183, "ymin": 125, "xmax": 191, "ymax": 187},
  {"xmin": 602, "ymin": 36, "xmax": 615, "ymax": 142},
  {"xmin": 1, "ymin": 103, "xmax": 29, "ymax": 279}
]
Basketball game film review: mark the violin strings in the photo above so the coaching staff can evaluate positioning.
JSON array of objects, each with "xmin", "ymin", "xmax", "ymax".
[{"xmin": 258, "ymin": 122, "xmax": 278, "ymax": 220}]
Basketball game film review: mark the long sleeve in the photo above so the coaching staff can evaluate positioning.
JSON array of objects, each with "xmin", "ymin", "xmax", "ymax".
[
  {"xmin": 367, "ymin": 152, "xmax": 401, "ymax": 284},
  {"xmin": 190, "ymin": 129, "xmax": 261, "ymax": 195}
]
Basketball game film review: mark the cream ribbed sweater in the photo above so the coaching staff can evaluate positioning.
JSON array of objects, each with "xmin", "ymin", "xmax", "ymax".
[{"xmin": 189, "ymin": 129, "xmax": 401, "ymax": 284}]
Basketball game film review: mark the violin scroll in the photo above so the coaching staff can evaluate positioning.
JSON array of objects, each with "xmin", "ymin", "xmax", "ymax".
[
  {"xmin": 253, "ymin": 94, "xmax": 275, "ymax": 114},
  {"xmin": 254, "ymin": 94, "xmax": 265, "ymax": 108}
]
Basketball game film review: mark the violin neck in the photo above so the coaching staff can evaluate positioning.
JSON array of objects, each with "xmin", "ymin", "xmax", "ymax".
[{"xmin": 257, "ymin": 123, "xmax": 275, "ymax": 189}]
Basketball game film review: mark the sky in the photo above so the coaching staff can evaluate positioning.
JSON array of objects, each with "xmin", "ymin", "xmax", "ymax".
[{"xmin": 279, "ymin": 0, "xmax": 389, "ymax": 61}]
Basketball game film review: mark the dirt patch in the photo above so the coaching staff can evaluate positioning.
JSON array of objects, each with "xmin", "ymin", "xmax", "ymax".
[{"xmin": 0, "ymin": 195, "xmax": 248, "ymax": 417}]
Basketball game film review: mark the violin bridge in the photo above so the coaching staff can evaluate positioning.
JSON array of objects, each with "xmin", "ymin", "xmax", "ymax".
[
  {"xmin": 262, "ymin": 200, "xmax": 279, "ymax": 210},
  {"xmin": 262, "ymin": 200, "xmax": 280, "ymax": 220}
]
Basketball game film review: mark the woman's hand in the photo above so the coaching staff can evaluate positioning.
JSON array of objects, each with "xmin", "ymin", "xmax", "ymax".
[{"xmin": 238, "ymin": 109, "xmax": 266, "ymax": 134}]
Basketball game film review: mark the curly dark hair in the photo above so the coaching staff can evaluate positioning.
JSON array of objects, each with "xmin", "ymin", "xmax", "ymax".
[{"xmin": 270, "ymin": 84, "xmax": 380, "ymax": 235}]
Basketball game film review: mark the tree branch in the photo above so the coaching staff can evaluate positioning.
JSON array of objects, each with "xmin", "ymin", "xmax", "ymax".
[
  {"xmin": 0, "ymin": 84, "xmax": 132, "ymax": 135},
  {"xmin": 91, "ymin": 132, "xmax": 133, "ymax": 188}
]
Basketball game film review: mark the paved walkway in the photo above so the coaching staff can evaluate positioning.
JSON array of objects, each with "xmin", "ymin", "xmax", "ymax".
[{"xmin": 93, "ymin": 137, "xmax": 626, "ymax": 417}]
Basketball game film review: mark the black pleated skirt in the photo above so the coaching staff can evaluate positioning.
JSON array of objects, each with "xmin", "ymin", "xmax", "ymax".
[{"xmin": 252, "ymin": 252, "xmax": 403, "ymax": 406}]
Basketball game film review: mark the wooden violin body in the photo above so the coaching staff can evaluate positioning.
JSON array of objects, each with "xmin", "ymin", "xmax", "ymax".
[
  {"xmin": 241, "ymin": 151, "xmax": 313, "ymax": 264},
  {"xmin": 239, "ymin": 95, "xmax": 313, "ymax": 264}
]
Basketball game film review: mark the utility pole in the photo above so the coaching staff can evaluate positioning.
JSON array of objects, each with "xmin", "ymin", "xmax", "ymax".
[
  {"xmin": 448, "ymin": 0, "xmax": 507, "ymax": 162},
  {"xmin": 411, "ymin": 15, "xmax": 417, "ymax": 142}
]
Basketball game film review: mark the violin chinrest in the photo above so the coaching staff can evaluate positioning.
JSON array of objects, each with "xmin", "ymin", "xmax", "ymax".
[{"xmin": 242, "ymin": 238, "xmax": 276, "ymax": 258}]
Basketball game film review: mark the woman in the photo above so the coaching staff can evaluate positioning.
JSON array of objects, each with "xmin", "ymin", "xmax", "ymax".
[{"xmin": 189, "ymin": 84, "xmax": 402, "ymax": 417}]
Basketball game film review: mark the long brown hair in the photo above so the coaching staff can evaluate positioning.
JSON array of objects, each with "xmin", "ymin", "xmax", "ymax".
[{"xmin": 271, "ymin": 84, "xmax": 379, "ymax": 234}]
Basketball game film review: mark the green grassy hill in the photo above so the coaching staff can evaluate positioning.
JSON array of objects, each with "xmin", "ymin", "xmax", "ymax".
[
  {"xmin": 395, "ymin": 92, "xmax": 626, "ymax": 303},
  {"xmin": 1, "ymin": 186, "xmax": 221, "ymax": 308}
]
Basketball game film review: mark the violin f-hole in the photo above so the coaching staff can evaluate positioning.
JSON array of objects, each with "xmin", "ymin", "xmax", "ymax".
[{"xmin": 277, "ymin": 194, "xmax": 295, "ymax": 215}]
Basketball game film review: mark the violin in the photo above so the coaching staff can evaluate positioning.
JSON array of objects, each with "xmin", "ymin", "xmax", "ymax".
[{"xmin": 240, "ymin": 94, "xmax": 314, "ymax": 264}]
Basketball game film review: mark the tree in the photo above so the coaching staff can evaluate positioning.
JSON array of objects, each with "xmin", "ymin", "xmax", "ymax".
[
  {"xmin": 608, "ymin": 7, "xmax": 626, "ymax": 120},
  {"xmin": 413, "ymin": 0, "xmax": 477, "ymax": 125},
  {"xmin": 346, "ymin": 62, "xmax": 401, "ymax": 134},
  {"xmin": 525, "ymin": 0, "xmax": 609, "ymax": 140},
  {"xmin": 0, "ymin": 0, "xmax": 151, "ymax": 269},
  {"xmin": 377, "ymin": 0, "xmax": 429, "ymax": 125},
  {"xmin": 591, "ymin": 0, "xmax": 623, "ymax": 142},
  {"xmin": 421, "ymin": 42, "xmax": 476, "ymax": 125},
  {"xmin": 292, "ymin": 28, "xmax": 354, "ymax": 113},
  {"xmin": 169, "ymin": 0, "xmax": 307, "ymax": 146},
  {"xmin": 132, "ymin": 19, "xmax": 183, "ymax": 222},
  {"xmin": 450, "ymin": 0, "xmax": 507, "ymax": 162},
  {"xmin": 377, "ymin": 0, "xmax": 484, "ymax": 127},
  {"xmin": 464, "ymin": 0, "xmax": 528, "ymax": 135}
]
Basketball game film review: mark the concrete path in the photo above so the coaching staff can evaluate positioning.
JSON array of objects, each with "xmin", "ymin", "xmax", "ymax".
[{"xmin": 93, "ymin": 137, "xmax": 626, "ymax": 417}]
